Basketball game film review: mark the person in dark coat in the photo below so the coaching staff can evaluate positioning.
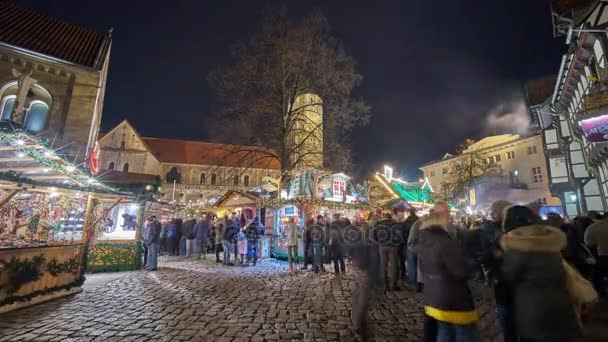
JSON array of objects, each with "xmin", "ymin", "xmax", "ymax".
[
  {"xmin": 182, "ymin": 219, "xmax": 196, "ymax": 258},
  {"xmin": 418, "ymin": 213, "xmax": 480, "ymax": 342},
  {"xmin": 373, "ymin": 213, "xmax": 401, "ymax": 291},
  {"xmin": 302, "ymin": 218, "xmax": 315, "ymax": 270},
  {"xmin": 328, "ymin": 216, "xmax": 346, "ymax": 275},
  {"xmin": 246, "ymin": 216, "xmax": 263, "ymax": 266},
  {"xmin": 145, "ymin": 216, "xmax": 162, "ymax": 271},
  {"xmin": 501, "ymin": 205, "xmax": 581, "ymax": 342},
  {"xmin": 194, "ymin": 217, "xmax": 210, "ymax": 259},
  {"xmin": 398, "ymin": 209, "xmax": 417, "ymax": 280},
  {"xmin": 309, "ymin": 215, "xmax": 326, "ymax": 273}
]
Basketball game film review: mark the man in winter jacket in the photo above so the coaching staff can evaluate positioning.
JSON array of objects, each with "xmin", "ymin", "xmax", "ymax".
[
  {"xmin": 194, "ymin": 217, "xmax": 210, "ymax": 259},
  {"xmin": 182, "ymin": 219, "xmax": 196, "ymax": 258},
  {"xmin": 214, "ymin": 220, "xmax": 224, "ymax": 263},
  {"xmin": 373, "ymin": 213, "xmax": 401, "ymax": 291},
  {"xmin": 222, "ymin": 219, "xmax": 237, "ymax": 265},
  {"xmin": 145, "ymin": 216, "xmax": 162, "ymax": 271},
  {"xmin": 246, "ymin": 217, "xmax": 263, "ymax": 266},
  {"xmin": 397, "ymin": 209, "xmax": 417, "ymax": 280}
]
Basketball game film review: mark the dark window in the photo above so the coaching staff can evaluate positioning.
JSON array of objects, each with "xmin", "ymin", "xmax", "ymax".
[
  {"xmin": 430, "ymin": 171, "xmax": 435, "ymax": 177},
  {"xmin": 234, "ymin": 175, "xmax": 239, "ymax": 186},
  {"xmin": 108, "ymin": 162, "xmax": 115, "ymax": 170},
  {"xmin": 442, "ymin": 168, "xmax": 448, "ymax": 174},
  {"xmin": 495, "ymin": 154, "xmax": 501, "ymax": 162},
  {"xmin": 532, "ymin": 167, "xmax": 543, "ymax": 183},
  {"xmin": 122, "ymin": 163, "xmax": 129, "ymax": 172},
  {"xmin": 211, "ymin": 173, "xmax": 217, "ymax": 185},
  {"xmin": 244, "ymin": 175, "xmax": 250, "ymax": 187},
  {"xmin": 120, "ymin": 141, "xmax": 126, "ymax": 149},
  {"xmin": 166, "ymin": 167, "xmax": 182, "ymax": 183},
  {"xmin": 200, "ymin": 173, "xmax": 206, "ymax": 185}
]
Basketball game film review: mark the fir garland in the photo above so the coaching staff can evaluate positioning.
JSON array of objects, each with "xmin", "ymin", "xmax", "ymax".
[
  {"xmin": 0, "ymin": 254, "xmax": 46, "ymax": 294},
  {"xmin": 46, "ymin": 257, "xmax": 80, "ymax": 276}
]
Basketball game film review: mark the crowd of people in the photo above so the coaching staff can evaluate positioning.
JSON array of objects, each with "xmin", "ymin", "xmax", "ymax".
[
  {"xmin": 139, "ymin": 202, "xmax": 607, "ymax": 342},
  {"xmin": 141, "ymin": 213, "xmax": 265, "ymax": 270},
  {"xmin": 349, "ymin": 201, "xmax": 605, "ymax": 342}
]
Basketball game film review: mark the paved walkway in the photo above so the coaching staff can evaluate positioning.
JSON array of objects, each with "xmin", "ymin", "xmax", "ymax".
[{"xmin": 0, "ymin": 256, "xmax": 602, "ymax": 341}]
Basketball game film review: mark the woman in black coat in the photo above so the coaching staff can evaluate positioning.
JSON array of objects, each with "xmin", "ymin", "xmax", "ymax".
[
  {"xmin": 418, "ymin": 213, "xmax": 480, "ymax": 342},
  {"xmin": 501, "ymin": 206, "xmax": 581, "ymax": 342}
]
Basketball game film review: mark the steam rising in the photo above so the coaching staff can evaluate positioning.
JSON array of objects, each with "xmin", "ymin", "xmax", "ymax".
[{"xmin": 484, "ymin": 100, "xmax": 532, "ymax": 136}]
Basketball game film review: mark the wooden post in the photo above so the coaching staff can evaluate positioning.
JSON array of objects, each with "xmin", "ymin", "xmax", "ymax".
[
  {"xmin": 81, "ymin": 193, "xmax": 95, "ymax": 243},
  {"xmin": 0, "ymin": 189, "xmax": 21, "ymax": 209}
]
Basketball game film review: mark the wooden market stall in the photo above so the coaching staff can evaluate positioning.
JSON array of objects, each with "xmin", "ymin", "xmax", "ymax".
[
  {"xmin": 213, "ymin": 190, "xmax": 272, "ymax": 259},
  {"xmin": 0, "ymin": 128, "xmax": 139, "ymax": 313}
]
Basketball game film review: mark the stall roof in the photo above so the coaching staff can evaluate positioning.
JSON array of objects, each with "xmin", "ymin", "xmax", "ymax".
[
  {"xmin": 215, "ymin": 190, "xmax": 260, "ymax": 208},
  {"xmin": 0, "ymin": 127, "xmax": 127, "ymax": 195}
]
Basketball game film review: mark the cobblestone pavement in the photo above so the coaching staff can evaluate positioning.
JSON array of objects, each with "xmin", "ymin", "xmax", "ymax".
[{"xmin": 0, "ymin": 256, "xmax": 503, "ymax": 342}]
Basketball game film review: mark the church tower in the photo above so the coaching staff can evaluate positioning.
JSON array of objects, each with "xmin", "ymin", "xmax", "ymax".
[{"xmin": 290, "ymin": 93, "xmax": 323, "ymax": 169}]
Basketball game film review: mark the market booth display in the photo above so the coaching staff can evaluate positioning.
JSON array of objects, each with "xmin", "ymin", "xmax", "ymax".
[
  {"xmin": 0, "ymin": 128, "xmax": 134, "ymax": 312},
  {"xmin": 214, "ymin": 190, "xmax": 272, "ymax": 259},
  {"xmin": 263, "ymin": 168, "xmax": 369, "ymax": 259}
]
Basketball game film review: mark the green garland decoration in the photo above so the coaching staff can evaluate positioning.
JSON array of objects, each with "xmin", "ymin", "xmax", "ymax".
[
  {"xmin": 0, "ymin": 254, "xmax": 46, "ymax": 294},
  {"xmin": 0, "ymin": 278, "xmax": 84, "ymax": 307},
  {"xmin": 46, "ymin": 257, "xmax": 80, "ymax": 276},
  {"xmin": 0, "ymin": 126, "xmax": 126, "ymax": 195}
]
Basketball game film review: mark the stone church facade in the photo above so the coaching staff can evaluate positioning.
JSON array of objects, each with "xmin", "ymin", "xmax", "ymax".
[
  {"xmin": 98, "ymin": 120, "xmax": 281, "ymax": 205},
  {"xmin": 0, "ymin": 1, "xmax": 112, "ymax": 161}
]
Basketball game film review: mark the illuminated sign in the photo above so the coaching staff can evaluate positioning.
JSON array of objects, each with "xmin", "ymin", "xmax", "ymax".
[{"xmin": 580, "ymin": 115, "xmax": 608, "ymax": 142}]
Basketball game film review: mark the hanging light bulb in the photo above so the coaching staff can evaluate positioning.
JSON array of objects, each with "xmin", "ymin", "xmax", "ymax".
[{"xmin": 66, "ymin": 165, "xmax": 75, "ymax": 172}]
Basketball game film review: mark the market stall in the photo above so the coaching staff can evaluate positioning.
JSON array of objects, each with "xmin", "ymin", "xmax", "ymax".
[
  {"xmin": 0, "ymin": 127, "xmax": 134, "ymax": 312},
  {"xmin": 263, "ymin": 168, "xmax": 370, "ymax": 260}
]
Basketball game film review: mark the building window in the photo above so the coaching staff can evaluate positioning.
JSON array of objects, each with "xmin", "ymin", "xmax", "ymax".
[
  {"xmin": 200, "ymin": 173, "xmax": 206, "ymax": 185},
  {"xmin": 430, "ymin": 170, "xmax": 435, "ymax": 177},
  {"xmin": 527, "ymin": 146, "xmax": 537, "ymax": 155},
  {"xmin": 244, "ymin": 175, "xmax": 250, "ymax": 187},
  {"xmin": 108, "ymin": 162, "xmax": 115, "ymax": 170},
  {"xmin": 495, "ymin": 154, "xmax": 501, "ymax": 162},
  {"xmin": 0, "ymin": 82, "xmax": 52, "ymax": 132},
  {"xmin": 506, "ymin": 151, "xmax": 515, "ymax": 159},
  {"xmin": 234, "ymin": 175, "xmax": 239, "ymax": 186},
  {"xmin": 442, "ymin": 168, "xmax": 448, "ymax": 175},
  {"xmin": 0, "ymin": 95, "xmax": 16, "ymax": 121},
  {"xmin": 211, "ymin": 173, "xmax": 217, "ymax": 185},
  {"xmin": 532, "ymin": 167, "xmax": 543, "ymax": 183},
  {"xmin": 333, "ymin": 179, "xmax": 345, "ymax": 197},
  {"xmin": 166, "ymin": 167, "xmax": 182, "ymax": 183},
  {"xmin": 120, "ymin": 141, "xmax": 126, "ymax": 149},
  {"xmin": 24, "ymin": 101, "xmax": 49, "ymax": 132},
  {"xmin": 122, "ymin": 163, "xmax": 129, "ymax": 172}
]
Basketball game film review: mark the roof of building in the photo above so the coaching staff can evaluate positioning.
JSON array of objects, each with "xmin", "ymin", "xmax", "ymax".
[
  {"xmin": 0, "ymin": 1, "xmax": 110, "ymax": 69},
  {"xmin": 420, "ymin": 134, "xmax": 539, "ymax": 168},
  {"xmin": 142, "ymin": 137, "xmax": 281, "ymax": 170},
  {"xmin": 525, "ymin": 76, "xmax": 558, "ymax": 106}
]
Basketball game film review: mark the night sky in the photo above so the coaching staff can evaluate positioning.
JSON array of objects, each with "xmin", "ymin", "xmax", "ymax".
[{"xmin": 14, "ymin": 0, "xmax": 565, "ymax": 179}]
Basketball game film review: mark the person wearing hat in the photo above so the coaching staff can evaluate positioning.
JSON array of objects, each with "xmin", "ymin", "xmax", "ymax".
[{"xmin": 501, "ymin": 205, "xmax": 591, "ymax": 342}]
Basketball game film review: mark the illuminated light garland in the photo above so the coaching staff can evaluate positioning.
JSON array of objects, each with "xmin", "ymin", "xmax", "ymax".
[{"xmin": 0, "ymin": 128, "xmax": 125, "ymax": 195}]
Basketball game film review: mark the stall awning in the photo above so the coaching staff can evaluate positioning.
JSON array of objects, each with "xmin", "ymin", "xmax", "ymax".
[{"xmin": 0, "ymin": 127, "xmax": 126, "ymax": 195}]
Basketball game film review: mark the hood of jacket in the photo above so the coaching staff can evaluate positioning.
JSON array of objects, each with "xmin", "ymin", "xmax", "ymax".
[{"xmin": 501, "ymin": 224, "xmax": 566, "ymax": 253}]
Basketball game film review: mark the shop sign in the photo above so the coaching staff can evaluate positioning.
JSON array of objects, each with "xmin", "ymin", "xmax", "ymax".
[
  {"xmin": 581, "ymin": 115, "xmax": 608, "ymax": 142},
  {"xmin": 584, "ymin": 91, "xmax": 608, "ymax": 111}
]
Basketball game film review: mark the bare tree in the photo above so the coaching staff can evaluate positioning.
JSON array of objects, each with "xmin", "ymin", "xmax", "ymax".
[
  {"xmin": 440, "ymin": 152, "xmax": 499, "ymax": 201},
  {"xmin": 208, "ymin": 7, "xmax": 370, "ymax": 182}
]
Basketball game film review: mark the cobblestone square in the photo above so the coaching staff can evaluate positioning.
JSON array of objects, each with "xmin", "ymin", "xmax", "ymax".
[{"xmin": 0, "ymin": 257, "xmax": 506, "ymax": 341}]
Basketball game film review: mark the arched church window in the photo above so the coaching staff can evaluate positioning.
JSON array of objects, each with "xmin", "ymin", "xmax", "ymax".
[
  {"xmin": 0, "ymin": 96, "xmax": 15, "ymax": 121},
  {"xmin": 211, "ymin": 173, "xmax": 217, "ymax": 185},
  {"xmin": 243, "ymin": 175, "xmax": 250, "ymax": 187},
  {"xmin": 108, "ymin": 162, "xmax": 115, "ymax": 170},
  {"xmin": 0, "ymin": 81, "xmax": 52, "ymax": 132},
  {"xmin": 200, "ymin": 173, "xmax": 206, "ymax": 185},
  {"xmin": 166, "ymin": 167, "xmax": 182, "ymax": 183},
  {"xmin": 24, "ymin": 101, "xmax": 49, "ymax": 132},
  {"xmin": 234, "ymin": 175, "xmax": 239, "ymax": 186},
  {"xmin": 122, "ymin": 163, "xmax": 130, "ymax": 172}
]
